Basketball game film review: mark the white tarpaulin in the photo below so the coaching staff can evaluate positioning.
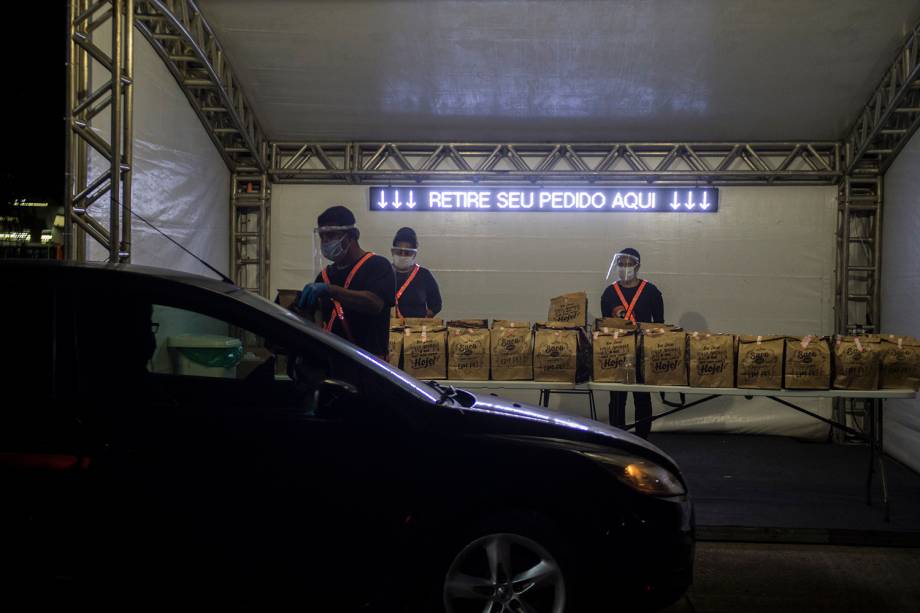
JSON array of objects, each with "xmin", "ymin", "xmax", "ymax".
[
  {"xmin": 881, "ymin": 129, "xmax": 920, "ymax": 474},
  {"xmin": 272, "ymin": 184, "xmax": 836, "ymax": 438},
  {"xmin": 86, "ymin": 24, "xmax": 229, "ymax": 277}
]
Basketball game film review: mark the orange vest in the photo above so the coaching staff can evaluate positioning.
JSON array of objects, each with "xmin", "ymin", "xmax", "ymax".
[
  {"xmin": 612, "ymin": 280, "xmax": 648, "ymax": 323},
  {"xmin": 320, "ymin": 252, "xmax": 375, "ymax": 342},
  {"xmin": 394, "ymin": 264, "xmax": 421, "ymax": 318}
]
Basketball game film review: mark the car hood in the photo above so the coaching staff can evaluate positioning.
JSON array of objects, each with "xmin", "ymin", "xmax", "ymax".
[{"xmin": 459, "ymin": 390, "xmax": 680, "ymax": 469}]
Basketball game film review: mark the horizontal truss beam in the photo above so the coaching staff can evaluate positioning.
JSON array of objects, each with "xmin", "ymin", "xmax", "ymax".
[
  {"xmin": 135, "ymin": 0, "xmax": 266, "ymax": 172},
  {"xmin": 845, "ymin": 18, "xmax": 920, "ymax": 175},
  {"xmin": 269, "ymin": 142, "xmax": 841, "ymax": 185}
]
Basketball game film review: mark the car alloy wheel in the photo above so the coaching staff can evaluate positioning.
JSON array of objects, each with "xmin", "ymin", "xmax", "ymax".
[{"xmin": 443, "ymin": 532, "xmax": 566, "ymax": 613}]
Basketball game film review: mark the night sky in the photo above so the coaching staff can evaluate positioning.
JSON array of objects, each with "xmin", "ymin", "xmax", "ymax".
[{"xmin": 2, "ymin": 4, "xmax": 67, "ymax": 214}]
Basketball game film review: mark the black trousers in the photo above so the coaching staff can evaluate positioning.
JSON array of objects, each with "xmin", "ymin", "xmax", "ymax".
[{"xmin": 609, "ymin": 391, "xmax": 653, "ymax": 439}]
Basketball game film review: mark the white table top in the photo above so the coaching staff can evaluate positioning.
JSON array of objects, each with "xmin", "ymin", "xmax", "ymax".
[
  {"xmin": 443, "ymin": 380, "xmax": 583, "ymax": 390},
  {"xmin": 586, "ymin": 383, "xmax": 917, "ymax": 399},
  {"xmin": 441, "ymin": 380, "xmax": 917, "ymax": 400}
]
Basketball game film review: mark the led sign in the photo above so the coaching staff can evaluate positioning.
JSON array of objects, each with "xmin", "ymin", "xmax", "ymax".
[{"xmin": 369, "ymin": 187, "xmax": 718, "ymax": 213}]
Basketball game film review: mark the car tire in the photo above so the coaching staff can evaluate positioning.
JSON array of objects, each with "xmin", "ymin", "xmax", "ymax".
[{"xmin": 422, "ymin": 510, "xmax": 581, "ymax": 613}]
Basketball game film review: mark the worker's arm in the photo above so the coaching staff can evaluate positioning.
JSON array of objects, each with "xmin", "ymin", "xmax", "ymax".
[
  {"xmin": 600, "ymin": 286, "xmax": 615, "ymax": 318},
  {"xmin": 327, "ymin": 285, "xmax": 385, "ymax": 314},
  {"xmin": 651, "ymin": 288, "xmax": 664, "ymax": 323},
  {"xmin": 426, "ymin": 269, "xmax": 443, "ymax": 316}
]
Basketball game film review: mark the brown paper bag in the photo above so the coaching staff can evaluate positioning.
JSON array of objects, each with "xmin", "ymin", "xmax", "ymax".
[
  {"xmin": 395, "ymin": 316, "xmax": 444, "ymax": 328},
  {"xmin": 880, "ymin": 335, "xmax": 920, "ymax": 390},
  {"xmin": 448, "ymin": 327, "xmax": 491, "ymax": 380},
  {"xmin": 533, "ymin": 323, "xmax": 591, "ymax": 383},
  {"xmin": 641, "ymin": 327, "xmax": 688, "ymax": 386},
  {"xmin": 833, "ymin": 336, "xmax": 881, "ymax": 390},
  {"xmin": 593, "ymin": 328, "xmax": 637, "ymax": 383},
  {"xmin": 548, "ymin": 292, "xmax": 588, "ymax": 327},
  {"xmin": 387, "ymin": 329, "xmax": 403, "ymax": 368},
  {"xmin": 402, "ymin": 325, "xmax": 447, "ymax": 379},
  {"xmin": 737, "ymin": 335, "xmax": 784, "ymax": 389},
  {"xmin": 447, "ymin": 319, "xmax": 489, "ymax": 329},
  {"xmin": 688, "ymin": 332, "xmax": 735, "ymax": 388},
  {"xmin": 492, "ymin": 320, "xmax": 530, "ymax": 329},
  {"xmin": 490, "ymin": 322, "xmax": 533, "ymax": 380},
  {"xmin": 595, "ymin": 317, "xmax": 640, "ymax": 332},
  {"xmin": 784, "ymin": 336, "xmax": 831, "ymax": 390}
]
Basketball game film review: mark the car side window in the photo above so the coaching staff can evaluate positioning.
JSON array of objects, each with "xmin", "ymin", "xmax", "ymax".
[
  {"xmin": 149, "ymin": 304, "xmax": 278, "ymax": 380},
  {"xmin": 68, "ymin": 287, "xmax": 336, "ymax": 415},
  {"xmin": 3, "ymin": 278, "xmax": 55, "ymax": 403}
]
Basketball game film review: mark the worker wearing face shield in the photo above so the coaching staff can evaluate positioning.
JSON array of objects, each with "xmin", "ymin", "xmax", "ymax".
[
  {"xmin": 297, "ymin": 206, "xmax": 396, "ymax": 359},
  {"xmin": 601, "ymin": 248, "xmax": 664, "ymax": 439},
  {"xmin": 391, "ymin": 227, "xmax": 442, "ymax": 319}
]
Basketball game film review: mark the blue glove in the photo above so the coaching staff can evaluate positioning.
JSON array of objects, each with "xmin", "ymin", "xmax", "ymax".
[{"xmin": 297, "ymin": 282, "xmax": 330, "ymax": 308}]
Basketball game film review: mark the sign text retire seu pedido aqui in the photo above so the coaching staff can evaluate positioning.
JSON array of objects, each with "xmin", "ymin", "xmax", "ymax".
[{"xmin": 369, "ymin": 187, "xmax": 718, "ymax": 213}]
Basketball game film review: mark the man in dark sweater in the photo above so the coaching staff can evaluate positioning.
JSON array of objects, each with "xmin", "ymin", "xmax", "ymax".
[
  {"xmin": 297, "ymin": 206, "xmax": 395, "ymax": 358},
  {"xmin": 390, "ymin": 227, "xmax": 442, "ymax": 319},
  {"xmin": 600, "ymin": 247, "xmax": 664, "ymax": 439}
]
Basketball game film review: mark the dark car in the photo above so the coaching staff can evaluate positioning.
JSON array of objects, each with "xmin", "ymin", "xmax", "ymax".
[{"xmin": 0, "ymin": 260, "xmax": 693, "ymax": 612}]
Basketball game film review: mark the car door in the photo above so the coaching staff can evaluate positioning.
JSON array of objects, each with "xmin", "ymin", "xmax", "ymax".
[
  {"xmin": 0, "ymin": 270, "xmax": 88, "ymax": 590},
  {"xmin": 65, "ymin": 279, "xmax": 409, "ymax": 605}
]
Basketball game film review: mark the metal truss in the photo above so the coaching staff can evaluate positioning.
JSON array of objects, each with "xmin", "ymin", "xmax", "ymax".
[
  {"xmin": 230, "ymin": 171, "xmax": 271, "ymax": 297},
  {"xmin": 845, "ymin": 18, "xmax": 920, "ymax": 175},
  {"xmin": 65, "ymin": 0, "xmax": 134, "ymax": 262},
  {"xmin": 269, "ymin": 142, "xmax": 842, "ymax": 185},
  {"xmin": 134, "ymin": 0, "xmax": 267, "ymax": 173},
  {"xmin": 835, "ymin": 175, "xmax": 883, "ymax": 336},
  {"xmin": 832, "ymin": 174, "xmax": 883, "ymax": 443}
]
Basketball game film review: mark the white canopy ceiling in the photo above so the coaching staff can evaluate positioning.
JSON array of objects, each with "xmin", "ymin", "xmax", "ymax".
[{"xmin": 199, "ymin": 0, "xmax": 920, "ymax": 142}]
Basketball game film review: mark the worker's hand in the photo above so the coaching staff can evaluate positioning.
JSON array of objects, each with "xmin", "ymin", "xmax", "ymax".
[{"xmin": 297, "ymin": 282, "xmax": 330, "ymax": 308}]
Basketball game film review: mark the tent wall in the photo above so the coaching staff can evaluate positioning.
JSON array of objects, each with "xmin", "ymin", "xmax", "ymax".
[
  {"xmin": 87, "ymin": 25, "xmax": 229, "ymax": 276},
  {"xmin": 881, "ymin": 129, "xmax": 920, "ymax": 474},
  {"xmin": 272, "ymin": 184, "xmax": 837, "ymax": 438}
]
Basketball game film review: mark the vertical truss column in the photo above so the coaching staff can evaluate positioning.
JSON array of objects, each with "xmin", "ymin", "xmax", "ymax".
[
  {"xmin": 230, "ymin": 172, "xmax": 271, "ymax": 297},
  {"xmin": 835, "ymin": 175, "xmax": 883, "ymax": 334},
  {"xmin": 65, "ymin": 0, "xmax": 135, "ymax": 262},
  {"xmin": 834, "ymin": 174, "xmax": 883, "ymax": 442}
]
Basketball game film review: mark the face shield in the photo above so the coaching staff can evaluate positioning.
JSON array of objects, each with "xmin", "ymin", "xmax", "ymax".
[
  {"xmin": 605, "ymin": 252, "xmax": 640, "ymax": 282},
  {"xmin": 390, "ymin": 246, "xmax": 418, "ymax": 272},
  {"xmin": 312, "ymin": 224, "xmax": 355, "ymax": 267}
]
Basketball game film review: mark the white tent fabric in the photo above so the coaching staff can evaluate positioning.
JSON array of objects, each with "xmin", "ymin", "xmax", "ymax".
[
  {"xmin": 86, "ymin": 25, "xmax": 229, "ymax": 277},
  {"xmin": 881, "ymin": 129, "xmax": 920, "ymax": 474},
  {"xmin": 272, "ymin": 184, "xmax": 836, "ymax": 438},
  {"xmin": 199, "ymin": 0, "xmax": 920, "ymax": 142}
]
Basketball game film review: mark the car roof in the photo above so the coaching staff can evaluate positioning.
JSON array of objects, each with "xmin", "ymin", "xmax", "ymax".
[
  {"xmin": 2, "ymin": 259, "xmax": 441, "ymax": 403},
  {"xmin": 0, "ymin": 259, "xmax": 239, "ymax": 294}
]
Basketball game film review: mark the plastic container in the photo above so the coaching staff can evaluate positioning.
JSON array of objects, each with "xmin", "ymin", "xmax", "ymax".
[{"xmin": 167, "ymin": 335, "xmax": 243, "ymax": 378}]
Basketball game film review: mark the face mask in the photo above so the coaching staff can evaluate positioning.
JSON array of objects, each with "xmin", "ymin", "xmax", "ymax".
[
  {"xmin": 321, "ymin": 235, "xmax": 349, "ymax": 261},
  {"xmin": 393, "ymin": 255, "xmax": 416, "ymax": 272},
  {"xmin": 617, "ymin": 266, "xmax": 636, "ymax": 282}
]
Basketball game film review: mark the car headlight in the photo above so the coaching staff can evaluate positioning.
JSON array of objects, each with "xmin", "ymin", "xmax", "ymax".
[{"xmin": 583, "ymin": 452, "xmax": 686, "ymax": 496}]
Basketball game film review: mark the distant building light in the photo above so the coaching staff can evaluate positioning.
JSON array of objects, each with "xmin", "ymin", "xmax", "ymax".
[
  {"xmin": 0, "ymin": 232, "xmax": 30, "ymax": 241},
  {"xmin": 13, "ymin": 199, "xmax": 49, "ymax": 208}
]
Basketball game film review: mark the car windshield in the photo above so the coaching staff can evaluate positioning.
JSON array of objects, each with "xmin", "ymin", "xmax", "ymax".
[{"xmin": 234, "ymin": 289, "xmax": 442, "ymax": 404}]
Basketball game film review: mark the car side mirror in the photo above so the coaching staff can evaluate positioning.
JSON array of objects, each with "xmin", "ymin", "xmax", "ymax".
[{"xmin": 314, "ymin": 378, "xmax": 361, "ymax": 417}]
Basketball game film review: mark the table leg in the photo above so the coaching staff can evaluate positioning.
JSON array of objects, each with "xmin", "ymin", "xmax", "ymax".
[
  {"xmin": 878, "ymin": 400, "xmax": 890, "ymax": 522},
  {"xmin": 541, "ymin": 389, "xmax": 550, "ymax": 408},
  {"xmin": 588, "ymin": 390, "xmax": 597, "ymax": 421},
  {"xmin": 866, "ymin": 401, "xmax": 876, "ymax": 506}
]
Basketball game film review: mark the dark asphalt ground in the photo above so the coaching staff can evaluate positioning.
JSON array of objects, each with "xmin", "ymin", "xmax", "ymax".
[{"xmin": 659, "ymin": 541, "xmax": 920, "ymax": 613}]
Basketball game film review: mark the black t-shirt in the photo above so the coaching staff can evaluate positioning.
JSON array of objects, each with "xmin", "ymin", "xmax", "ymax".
[
  {"xmin": 600, "ymin": 280, "xmax": 664, "ymax": 324},
  {"xmin": 315, "ymin": 254, "xmax": 395, "ymax": 356},
  {"xmin": 395, "ymin": 266, "xmax": 442, "ymax": 318}
]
